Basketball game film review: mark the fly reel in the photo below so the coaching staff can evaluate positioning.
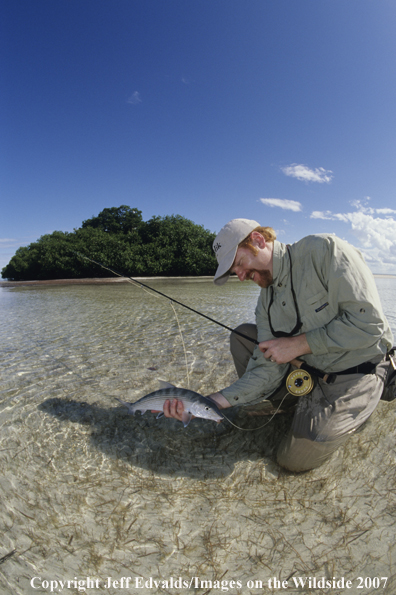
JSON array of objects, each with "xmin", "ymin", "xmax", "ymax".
[{"xmin": 286, "ymin": 368, "xmax": 314, "ymax": 396}]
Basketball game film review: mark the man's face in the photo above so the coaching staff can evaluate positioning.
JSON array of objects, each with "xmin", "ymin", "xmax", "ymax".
[{"xmin": 230, "ymin": 245, "xmax": 273, "ymax": 288}]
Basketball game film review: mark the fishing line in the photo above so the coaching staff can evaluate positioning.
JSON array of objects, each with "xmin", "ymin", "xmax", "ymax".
[
  {"xmin": 75, "ymin": 253, "xmax": 332, "ymax": 381},
  {"xmin": 219, "ymin": 391, "xmax": 291, "ymax": 431},
  {"xmin": 75, "ymin": 252, "xmax": 290, "ymax": 431},
  {"xmin": 75, "ymin": 253, "xmax": 260, "ymax": 346},
  {"xmin": 75, "ymin": 253, "xmax": 194, "ymax": 386},
  {"xmin": 75, "ymin": 253, "xmax": 332, "ymax": 432},
  {"xmin": 169, "ymin": 301, "xmax": 190, "ymax": 389}
]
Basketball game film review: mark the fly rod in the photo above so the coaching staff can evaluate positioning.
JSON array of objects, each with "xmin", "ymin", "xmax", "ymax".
[
  {"xmin": 75, "ymin": 253, "xmax": 259, "ymax": 345},
  {"xmin": 76, "ymin": 253, "xmax": 335, "ymax": 385}
]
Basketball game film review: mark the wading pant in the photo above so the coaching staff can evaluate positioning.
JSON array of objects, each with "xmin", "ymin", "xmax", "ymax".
[{"xmin": 231, "ymin": 324, "xmax": 386, "ymax": 473}]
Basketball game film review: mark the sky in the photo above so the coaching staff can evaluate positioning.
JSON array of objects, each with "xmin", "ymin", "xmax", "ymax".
[{"xmin": 1, "ymin": 0, "xmax": 396, "ymax": 275}]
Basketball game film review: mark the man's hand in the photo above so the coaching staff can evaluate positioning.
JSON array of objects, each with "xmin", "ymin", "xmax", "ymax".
[
  {"xmin": 150, "ymin": 399, "xmax": 186, "ymax": 423},
  {"xmin": 151, "ymin": 392, "xmax": 231, "ymax": 423},
  {"xmin": 259, "ymin": 334, "xmax": 312, "ymax": 364},
  {"xmin": 163, "ymin": 398, "xmax": 185, "ymax": 422}
]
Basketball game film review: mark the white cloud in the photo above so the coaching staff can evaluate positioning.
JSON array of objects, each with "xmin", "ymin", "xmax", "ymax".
[
  {"xmin": 282, "ymin": 164, "xmax": 333, "ymax": 183},
  {"xmin": 311, "ymin": 210, "xmax": 333, "ymax": 220},
  {"xmin": 373, "ymin": 208, "xmax": 396, "ymax": 215},
  {"xmin": 260, "ymin": 198, "xmax": 302, "ymax": 212},
  {"xmin": 127, "ymin": 91, "xmax": 142, "ymax": 105},
  {"xmin": 348, "ymin": 199, "xmax": 396, "ymax": 217},
  {"xmin": 310, "ymin": 211, "xmax": 348, "ymax": 222},
  {"xmin": 345, "ymin": 211, "xmax": 396, "ymax": 252},
  {"xmin": 309, "ymin": 202, "xmax": 396, "ymax": 272},
  {"xmin": 351, "ymin": 198, "xmax": 368, "ymax": 210}
]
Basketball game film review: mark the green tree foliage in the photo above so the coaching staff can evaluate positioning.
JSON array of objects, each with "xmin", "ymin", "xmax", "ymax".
[
  {"xmin": 81, "ymin": 205, "xmax": 143, "ymax": 236},
  {"xmin": 139, "ymin": 215, "xmax": 217, "ymax": 276},
  {"xmin": 2, "ymin": 207, "xmax": 218, "ymax": 280}
]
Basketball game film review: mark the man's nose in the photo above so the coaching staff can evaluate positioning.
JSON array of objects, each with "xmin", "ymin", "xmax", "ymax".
[{"xmin": 236, "ymin": 268, "xmax": 246, "ymax": 281}]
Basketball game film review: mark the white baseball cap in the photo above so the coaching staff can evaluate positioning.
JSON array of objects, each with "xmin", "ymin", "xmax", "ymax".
[{"xmin": 212, "ymin": 218, "xmax": 260, "ymax": 285}]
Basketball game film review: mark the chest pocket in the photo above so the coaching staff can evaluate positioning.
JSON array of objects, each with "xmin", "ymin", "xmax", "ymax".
[{"xmin": 302, "ymin": 290, "xmax": 336, "ymax": 330}]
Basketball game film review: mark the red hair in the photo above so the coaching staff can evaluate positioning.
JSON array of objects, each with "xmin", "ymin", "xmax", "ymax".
[{"xmin": 238, "ymin": 226, "xmax": 277, "ymax": 255}]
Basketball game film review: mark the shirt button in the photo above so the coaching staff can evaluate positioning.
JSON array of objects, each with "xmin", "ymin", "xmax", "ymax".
[{"xmin": 282, "ymin": 301, "xmax": 286, "ymax": 306}]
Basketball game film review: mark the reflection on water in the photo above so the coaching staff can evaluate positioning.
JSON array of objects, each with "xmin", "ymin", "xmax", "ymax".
[{"xmin": 0, "ymin": 278, "xmax": 395, "ymax": 593}]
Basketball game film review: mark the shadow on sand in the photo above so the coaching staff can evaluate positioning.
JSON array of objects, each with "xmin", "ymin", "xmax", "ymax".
[{"xmin": 38, "ymin": 397, "xmax": 294, "ymax": 479}]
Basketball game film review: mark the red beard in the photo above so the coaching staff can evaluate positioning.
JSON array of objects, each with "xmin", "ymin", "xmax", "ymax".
[{"xmin": 245, "ymin": 269, "xmax": 273, "ymax": 288}]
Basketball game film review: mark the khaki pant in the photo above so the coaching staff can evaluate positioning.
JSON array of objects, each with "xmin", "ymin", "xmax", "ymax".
[{"xmin": 231, "ymin": 324, "xmax": 385, "ymax": 472}]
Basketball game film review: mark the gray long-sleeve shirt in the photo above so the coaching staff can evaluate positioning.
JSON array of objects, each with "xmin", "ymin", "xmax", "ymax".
[{"xmin": 222, "ymin": 234, "xmax": 393, "ymax": 405}]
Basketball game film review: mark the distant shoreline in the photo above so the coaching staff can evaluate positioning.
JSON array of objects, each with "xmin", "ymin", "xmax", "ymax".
[
  {"xmin": 0, "ymin": 276, "xmax": 217, "ymax": 288},
  {"xmin": 1, "ymin": 274, "xmax": 395, "ymax": 288}
]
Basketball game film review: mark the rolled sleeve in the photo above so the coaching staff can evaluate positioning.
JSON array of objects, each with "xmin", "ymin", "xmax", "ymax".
[
  {"xmin": 222, "ymin": 346, "xmax": 289, "ymax": 405},
  {"xmin": 221, "ymin": 234, "xmax": 393, "ymax": 405}
]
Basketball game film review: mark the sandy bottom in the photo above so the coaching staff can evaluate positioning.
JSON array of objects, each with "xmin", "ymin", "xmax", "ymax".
[
  {"xmin": 1, "ymin": 281, "xmax": 395, "ymax": 594},
  {"xmin": 0, "ymin": 277, "xmax": 216, "ymax": 288},
  {"xmin": 1, "ymin": 401, "xmax": 395, "ymax": 595}
]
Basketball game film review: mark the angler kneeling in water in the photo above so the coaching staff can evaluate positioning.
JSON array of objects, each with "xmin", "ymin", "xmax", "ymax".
[{"xmin": 163, "ymin": 218, "xmax": 395, "ymax": 473}]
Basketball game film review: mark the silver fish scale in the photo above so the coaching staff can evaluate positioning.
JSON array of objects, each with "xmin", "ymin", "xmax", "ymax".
[{"xmin": 117, "ymin": 387, "xmax": 223, "ymax": 425}]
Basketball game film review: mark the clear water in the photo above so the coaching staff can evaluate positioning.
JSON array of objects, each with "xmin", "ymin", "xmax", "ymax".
[{"xmin": 0, "ymin": 278, "xmax": 395, "ymax": 594}]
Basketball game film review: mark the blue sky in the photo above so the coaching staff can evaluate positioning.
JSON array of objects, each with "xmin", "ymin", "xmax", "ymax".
[{"xmin": 2, "ymin": 0, "xmax": 396, "ymax": 275}]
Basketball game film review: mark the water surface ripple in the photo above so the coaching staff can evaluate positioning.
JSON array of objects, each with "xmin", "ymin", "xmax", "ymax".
[{"xmin": 0, "ymin": 278, "xmax": 395, "ymax": 593}]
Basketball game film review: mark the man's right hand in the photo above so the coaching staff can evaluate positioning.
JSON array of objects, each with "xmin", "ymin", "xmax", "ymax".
[
  {"xmin": 163, "ymin": 398, "xmax": 186, "ymax": 422},
  {"xmin": 152, "ymin": 392, "xmax": 231, "ymax": 423}
]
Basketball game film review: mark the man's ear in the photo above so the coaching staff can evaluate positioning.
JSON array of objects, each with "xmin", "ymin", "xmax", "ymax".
[{"xmin": 250, "ymin": 231, "xmax": 266, "ymax": 249}]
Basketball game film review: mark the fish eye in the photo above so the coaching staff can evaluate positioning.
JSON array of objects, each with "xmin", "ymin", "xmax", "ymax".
[{"xmin": 205, "ymin": 406, "xmax": 209, "ymax": 410}]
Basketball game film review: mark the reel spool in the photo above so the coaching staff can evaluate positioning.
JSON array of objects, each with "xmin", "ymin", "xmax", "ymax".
[{"xmin": 286, "ymin": 368, "xmax": 314, "ymax": 396}]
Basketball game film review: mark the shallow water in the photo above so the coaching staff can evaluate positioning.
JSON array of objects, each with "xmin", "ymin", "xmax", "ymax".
[{"xmin": 0, "ymin": 278, "xmax": 395, "ymax": 594}]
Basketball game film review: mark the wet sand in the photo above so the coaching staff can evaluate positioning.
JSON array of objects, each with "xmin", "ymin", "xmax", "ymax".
[
  {"xmin": 0, "ymin": 274, "xmax": 396, "ymax": 287},
  {"xmin": 1, "ymin": 274, "xmax": 395, "ymax": 288},
  {"xmin": 0, "ymin": 276, "xmax": 213, "ymax": 288}
]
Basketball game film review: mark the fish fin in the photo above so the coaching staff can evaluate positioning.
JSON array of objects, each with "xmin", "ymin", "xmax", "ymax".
[
  {"xmin": 156, "ymin": 412, "xmax": 165, "ymax": 419},
  {"xmin": 158, "ymin": 380, "xmax": 176, "ymax": 389},
  {"xmin": 115, "ymin": 397, "xmax": 128, "ymax": 406},
  {"xmin": 115, "ymin": 398, "xmax": 135, "ymax": 415},
  {"xmin": 181, "ymin": 411, "xmax": 192, "ymax": 427}
]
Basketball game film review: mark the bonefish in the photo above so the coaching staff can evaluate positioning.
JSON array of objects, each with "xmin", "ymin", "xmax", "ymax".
[{"xmin": 116, "ymin": 381, "xmax": 224, "ymax": 427}]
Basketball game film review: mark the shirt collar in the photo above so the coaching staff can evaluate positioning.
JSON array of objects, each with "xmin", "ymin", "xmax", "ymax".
[{"xmin": 271, "ymin": 241, "xmax": 289, "ymax": 288}]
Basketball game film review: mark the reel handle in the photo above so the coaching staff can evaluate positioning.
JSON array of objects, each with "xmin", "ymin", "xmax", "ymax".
[{"xmin": 290, "ymin": 359, "xmax": 336, "ymax": 384}]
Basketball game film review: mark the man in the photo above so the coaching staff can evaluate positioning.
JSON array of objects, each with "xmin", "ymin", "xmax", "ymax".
[{"xmin": 164, "ymin": 218, "xmax": 393, "ymax": 472}]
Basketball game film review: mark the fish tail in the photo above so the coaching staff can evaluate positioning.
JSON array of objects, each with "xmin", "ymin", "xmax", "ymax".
[{"xmin": 115, "ymin": 398, "xmax": 135, "ymax": 415}]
